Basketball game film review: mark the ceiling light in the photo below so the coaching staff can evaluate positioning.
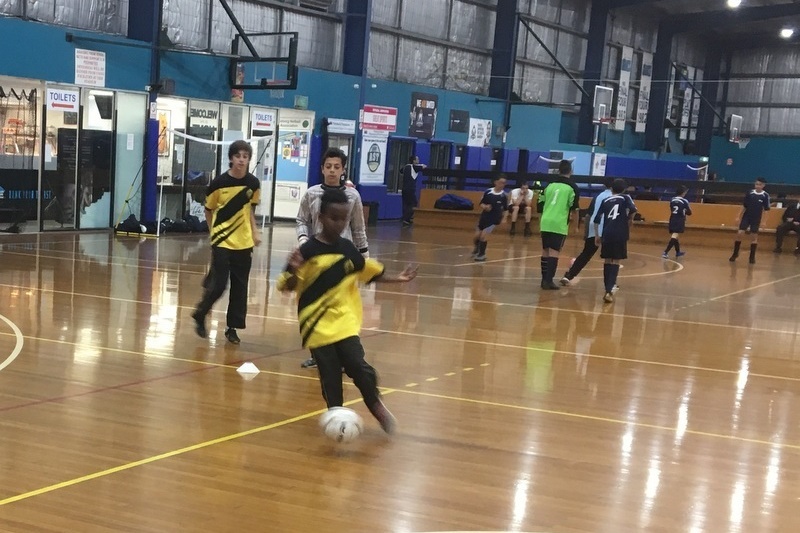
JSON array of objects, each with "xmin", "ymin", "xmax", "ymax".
[
  {"xmin": 726, "ymin": 0, "xmax": 742, "ymax": 8},
  {"xmin": 780, "ymin": 28, "xmax": 795, "ymax": 39}
]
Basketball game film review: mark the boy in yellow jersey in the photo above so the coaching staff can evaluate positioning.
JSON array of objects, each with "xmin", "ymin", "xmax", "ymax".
[
  {"xmin": 278, "ymin": 188, "xmax": 417, "ymax": 434},
  {"xmin": 191, "ymin": 140, "xmax": 261, "ymax": 344}
]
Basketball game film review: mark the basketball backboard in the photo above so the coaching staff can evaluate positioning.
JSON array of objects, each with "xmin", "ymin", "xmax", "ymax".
[
  {"xmin": 593, "ymin": 85, "xmax": 614, "ymax": 124},
  {"xmin": 728, "ymin": 114, "xmax": 743, "ymax": 142},
  {"xmin": 230, "ymin": 31, "xmax": 299, "ymax": 90}
]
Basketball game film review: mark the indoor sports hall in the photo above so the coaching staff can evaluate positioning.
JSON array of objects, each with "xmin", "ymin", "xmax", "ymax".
[{"xmin": 2, "ymin": 0, "xmax": 800, "ymax": 532}]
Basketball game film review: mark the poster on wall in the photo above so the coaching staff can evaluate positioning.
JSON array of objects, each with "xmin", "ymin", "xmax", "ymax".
[
  {"xmin": 359, "ymin": 131, "xmax": 389, "ymax": 185},
  {"xmin": 679, "ymin": 66, "xmax": 694, "ymax": 140},
  {"xmin": 635, "ymin": 52, "xmax": 653, "ymax": 133},
  {"xmin": 468, "ymin": 118, "xmax": 492, "ymax": 147},
  {"xmin": 409, "ymin": 92, "xmax": 438, "ymax": 139},
  {"xmin": 449, "ymin": 110, "xmax": 469, "ymax": 132},
  {"xmin": 274, "ymin": 109, "xmax": 314, "ymax": 219},
  {"xmin": 615, "ymin": 46, "xmax": 633, "ymax": 131},
  {"xmin": 250, "ymin": 108, "xmax": 277, "ymax": 223},
  {"xmin": 591, "ymin": 153, "xmax": 607, "ymax": 176}
]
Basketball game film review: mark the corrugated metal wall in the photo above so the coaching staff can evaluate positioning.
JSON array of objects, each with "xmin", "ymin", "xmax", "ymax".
[
  {"xmin": 369, "ymin": 0, "xmax": 496, "ymax": 95},
  {"xmin": 1, "ymin": 0, "xmax": 128, "ymax": 34},
  {"xmin": 725, "ymin": 48, "xmax": 800, "ymax": 136}
]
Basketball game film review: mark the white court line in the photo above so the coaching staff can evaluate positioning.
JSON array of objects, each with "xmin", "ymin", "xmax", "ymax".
[{"xmin": 0, "ymin": 314, "xmax": 24, "ymax": 372}]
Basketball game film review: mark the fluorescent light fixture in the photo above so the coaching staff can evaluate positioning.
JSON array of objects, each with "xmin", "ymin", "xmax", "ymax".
[
  {"xmin": 780, "ymin": 28, "xmax": 795, "ymax": 39},
  {"xmin": 726, "ymin": 0, "xmax": 742, "ymax": 8}
]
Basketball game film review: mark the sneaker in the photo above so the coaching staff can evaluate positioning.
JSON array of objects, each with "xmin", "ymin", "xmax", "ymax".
[
  {"xmin": 509, "ymin": 226, "xmax": 516, "ymax": 236},
  {"xmin": 541, "ymin": 280, "xmax": 560, "ymax": 290},
  {"xmin": 402, "ymin": 220, "xmax": 412, "ymax": 227},
  {"xmin": 611, "ymin": 284, "xmax": 620, "ymax": 293},
  {"xmin": 368, "ymin": 398, "xmax": 397, "ymax": 435},
  {"xmin": 749, "ymin": 257, "xmax": 756, "ymax": 265},
  {"xmin": 191, "ymin": 311, "xmax": 207, "ymax": 339},
  {"xmin": 559, "ymin": 276, "xmax": 571, "ymax": 286},
  {"xmin": 474, "ymin": 254, "xmax": 486, "ymax": 262},
  {"xmin": 773, "ymin": 248, "xmax": 782, "ymax": 253},
  {"xmin": 662, "ymin": 252, "xmax": 669, "ymax": 259},
  {"xmin": 301, "ymin": 357, "xmax": 317, "ymax": 369},
  {"xmin": 523, "ymin": 227, "xmax": 532, "ymax": 237},
  {"xmin": 224, "ymin": 328, "xmax": 240, "ymax": 344},
  {"xmin": 676, "ymin": 251, "xmax": 686, "ymax": 258},
  {"xmin": 603, "ymin": 292, "xmax": 614, "ymax": 303},
  {"xmin": 795, "ymin": 248, "xmax": 800, "ymax": 255}
]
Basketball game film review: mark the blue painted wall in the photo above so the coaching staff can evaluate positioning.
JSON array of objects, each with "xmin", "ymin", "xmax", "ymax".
[
  {"xmin": 0, "ymin": 16, "xmax": 727, "ymax": 222},
  {"xmin": 710, "ymin": 135, "xmax": 800, "ymax": 184},
  {"xmin": 0, "ymin": 17, "xmax": 150, "ymax": 90}
]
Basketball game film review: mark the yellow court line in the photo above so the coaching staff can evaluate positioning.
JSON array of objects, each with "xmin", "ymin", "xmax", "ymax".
[
  {"xmin": 396, "ymin": 388, "xmax": 800, "ymax": 451},
  {"xmin": 0, "ymin": 394, "xmax": 386, "ymax": 507}
]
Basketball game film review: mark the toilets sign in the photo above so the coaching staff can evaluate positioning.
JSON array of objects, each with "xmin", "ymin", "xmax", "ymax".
[{"xmin": 46, "ymin": 89, "xmax": 80, "ymax": 112}]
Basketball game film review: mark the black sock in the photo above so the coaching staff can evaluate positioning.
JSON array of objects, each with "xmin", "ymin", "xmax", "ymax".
[
  {"xmin": 603, "ymin": 263, "xmax": 611, "ymax": 292},
  {"xmin": 733, "ymin": 240, "xmax": 741, "ymax": 256},
  {"xmin": 750, "ymin": 243, "xmax": 757, "ymax": 260},
  {"xmin": 473, "ymin": 237, "xmax": 480, "ymax": 253},
  {"xmin": 479, "ymin": 240, "xmax": 488, "ymax": 255},
  {"xmin": 524, "ymin": 222, "xmax": 531, "ymax": 230},
  {"xmin": 541, "ymin": 257, "xmax": 547, "ymax": 281},
  {"xmin": 510, "ymin": 221, "xmax": 516, "ymax": 231},
  {"xmin": 665, "ymin": 239, "xmax": 675, "ymax": 253},
  {"xmin": 674, "ymin": 239, "xmax": 681, "ymax": 253},
  {"xmin": 608, "ymin": 264, "xmax": 620, "ymax": 293},
  {"xmin": 547, "ymin": 257, "xmax": 559, "ymax": 282}
]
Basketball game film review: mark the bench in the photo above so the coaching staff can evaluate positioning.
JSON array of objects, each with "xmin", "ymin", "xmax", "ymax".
[
  {"xmin": 414, "ymin": 189, "xmax": 786, "ymax": 248},
  {"xmin": 414, "ymin": 189, "xmax": 593, "ymax": 230}
]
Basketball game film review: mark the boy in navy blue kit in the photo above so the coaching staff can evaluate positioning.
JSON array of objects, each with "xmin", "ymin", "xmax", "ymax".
[
  {"xmin": 730, "ymin": 178, "xmax": 770, "ymax": 264},
  {"xmin": 472, "ymin": 175, "xmax": 508, "ymax": 262},
  {"xmin": 663, "ymin": 185, "xmax": 692, "ymax": 258},
  {"xmin": 594, "ymin": 179, "xmax": 637, "ymax": 304}
]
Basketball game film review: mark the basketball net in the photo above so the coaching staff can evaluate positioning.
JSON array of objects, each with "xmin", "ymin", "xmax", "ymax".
[{"xmin": 737, "ymin": 137, "xmax": 750, "ymax": 149}]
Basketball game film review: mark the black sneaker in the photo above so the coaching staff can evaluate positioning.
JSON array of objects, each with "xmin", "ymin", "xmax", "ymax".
[
  {"xmin": 191, "ymin": 311, "xmax": 207, "ymax": 338},
  {"xmin": 541, "ymin": 280, "xmax": 560, "ymax": 290},
  {"xmin": 368, "ymin": 398, "xmax": 397, "ymax": 435},
  {"xmin": 301, "ymin": 357, "xmax": 317, "ymax": 369},
  {"xmin": 523, "ymin": 227, "xmax": 532, "ymax": 237},
  {"xmin": 224, "ymin": 328, "xmax": 240, "ymax": 344},
  {"xmin": 774, "ymin": 248, "xmax": 782, "ymax": 253}
]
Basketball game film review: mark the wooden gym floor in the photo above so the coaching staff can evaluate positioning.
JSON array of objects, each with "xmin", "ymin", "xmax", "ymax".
[{"xmin": 0, "ymin": 224, "xmax": 799, "ymax": 532}]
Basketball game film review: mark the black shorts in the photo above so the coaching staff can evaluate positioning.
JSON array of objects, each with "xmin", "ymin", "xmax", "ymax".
[
  {"xmin": 477, "ymin": 214, "xmax": 498, "ymax": 232},
  {"xmin": 541, "ymin": 231, "xmax": 566, "ymax": 251},
  {"xmin": 512, "ymin": 203, "xmax": 530, "ymax": 212},
  {"xmin": 600, "ymin": 240, "xmax": 627, "ymax": 260},
  {"xmin": 668, "ymin": 220, "xmax": 686, "ymax": 234},
  {"xmin": 739, "ymin": 216, "xmax": 761, "ymax": 233}
]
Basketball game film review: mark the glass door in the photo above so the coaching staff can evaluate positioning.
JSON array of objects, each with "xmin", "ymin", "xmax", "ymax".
[
  {"xmin": 249, "ymin": 107, "xmax": 277, "ymax": 225},
  {"xmin": 113, "ymin": 92, "xmax": 147, "ymax": 227},
  {"xmin": 77, "ymin": 89, "xmax": 114, "ymax": 229},
  {"xmin": 155, "ymin": 97, "xmax": 187, "ymax": 222},
  {"xmin": 41, "ymin": 85, "xmax": 81, "ymax": 230}
]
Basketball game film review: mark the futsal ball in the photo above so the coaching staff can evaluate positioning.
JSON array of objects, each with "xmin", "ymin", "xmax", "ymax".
[{"xmin": 319, "ymin": 407, "xmax": 364, "ymax": 443}]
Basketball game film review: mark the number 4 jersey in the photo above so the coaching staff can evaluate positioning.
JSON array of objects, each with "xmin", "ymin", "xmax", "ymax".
[{"xmin": 594, "ymin": 194, "xmax": 637, "ymax": 242}]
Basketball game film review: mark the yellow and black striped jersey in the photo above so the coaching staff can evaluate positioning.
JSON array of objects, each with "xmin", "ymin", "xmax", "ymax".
[
  {"xmin": 277, "ymin": 237, "xmax": 384, "ymax": 349},
  {"xmin": 205, "ymin": 172, "xmax": 260, "ymax": 250}
]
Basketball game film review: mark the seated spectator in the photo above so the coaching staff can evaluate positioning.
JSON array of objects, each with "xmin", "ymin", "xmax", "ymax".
[
  {"xmin": 774, "ymin": 198, "xmax": 800, "ymax": 254},
  {"xmin": 509, "ymin": 182, "xmax": 534, "ymax": 237}
]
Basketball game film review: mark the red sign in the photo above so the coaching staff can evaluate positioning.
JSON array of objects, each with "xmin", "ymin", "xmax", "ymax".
[{"xmin": 361, "ymin": 105, "xmax": 397, "ymax": 132}]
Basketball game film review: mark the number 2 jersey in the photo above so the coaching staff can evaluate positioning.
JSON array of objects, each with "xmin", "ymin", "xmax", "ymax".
[
  {"xmin": 593, "ymin": 194, "xmax": 637, "ymax": 242},
  {"xmin": 669, "ymin": 196, "xmax": 692, "ymax": 233}
]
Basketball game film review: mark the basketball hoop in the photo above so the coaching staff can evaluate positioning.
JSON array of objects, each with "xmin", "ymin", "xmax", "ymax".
[{"xmin": 737, "ymin": 137, "xmax": 750, "ymax": 149}]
